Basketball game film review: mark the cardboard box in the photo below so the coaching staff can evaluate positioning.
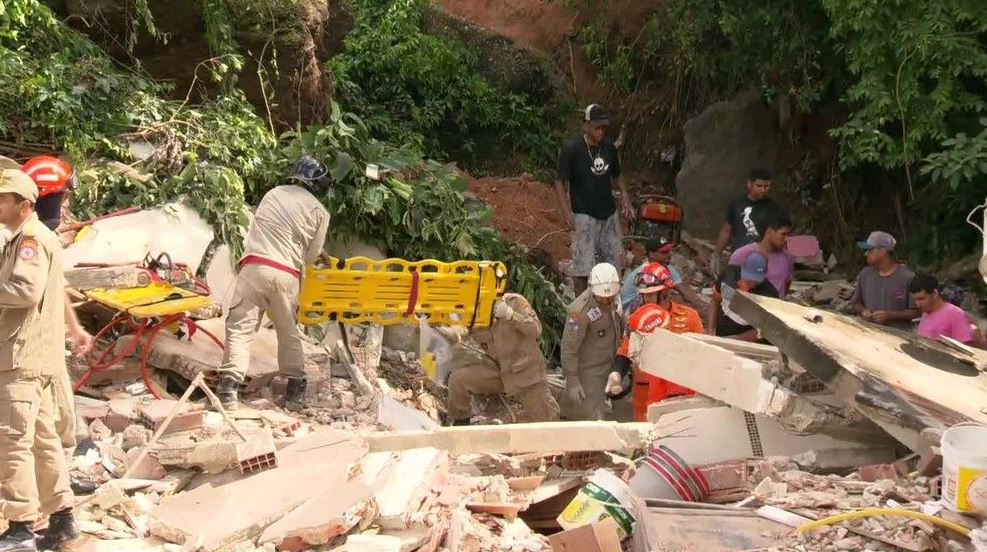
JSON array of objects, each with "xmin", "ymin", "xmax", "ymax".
[{"xmin": 548, "ymin": 518, "xmax": 622, "ymax": 552}]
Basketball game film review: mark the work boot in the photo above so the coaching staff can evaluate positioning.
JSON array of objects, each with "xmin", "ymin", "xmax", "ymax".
[
  {"xmin": 0, "ymin": 521, "xmax": 36, "ymax": 552},
  {"xmin": 36, "ymin": 509, "xmax": 79, "ymax": 551},
  {"xmin": 69, "ymin": 477, "xmax": 98, "ymax": 495},
  {"xmin": 216, "ymin": 374, "xmax": 240, "ymax": 411},
  {"xmin": 283, "ymin": 377, "xmax": 307, "ymax": 411}
]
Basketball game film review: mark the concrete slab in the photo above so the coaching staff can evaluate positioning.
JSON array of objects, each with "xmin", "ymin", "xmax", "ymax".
[
  {"xmin": 635, "ymin": 329, "xmax": 879, "ymax": 439},
  {"xmin": 151, "ymin": 429, "xmax": 371, "ymax": 551},
  {"xmin": 649, "ymin": 405, "xmax": 895, "ymax": 469},
  {"xmin": 362, "ymin": 422, "xmax": 651, "ymax": 455},
  {"xmin": 731, "ymin": 293, "xmax": 987, "ymax": 451},
  {"xmin": 64, "ymin": 201, "xmax": 214, "ymax": 273}
]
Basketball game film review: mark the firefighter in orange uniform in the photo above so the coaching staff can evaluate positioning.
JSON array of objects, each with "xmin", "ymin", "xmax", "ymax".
[{"xmin": 608, "ymin": 262, "xmax": 704, "ymax": 421}]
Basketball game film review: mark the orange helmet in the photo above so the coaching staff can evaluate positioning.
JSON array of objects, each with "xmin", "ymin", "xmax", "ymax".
[
  {"xmin": 627, "ymin": 303, "xmax": 670, "ymax": 335},
  {"xmin": 22, "ymin": 155, "xmax": 74, "ymax": 197},
  {"xmin": 635, "ymin": 262, "xmax": 675, "ymax": 294}
]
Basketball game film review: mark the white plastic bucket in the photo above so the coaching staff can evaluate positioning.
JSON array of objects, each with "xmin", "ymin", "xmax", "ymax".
[
  {"xmin": 941, "ymin": 422, "xmax": 987, "ymax": 514},
  {"xmin": 557, "ymin": 469, "xmax": 638, "ymax": 540},
  {"xmin": 629, "ymin": 445, "xmax": 709, "ymax": 502}
]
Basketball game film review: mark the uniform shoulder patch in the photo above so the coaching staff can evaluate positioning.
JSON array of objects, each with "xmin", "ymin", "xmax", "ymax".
[
  {"xmin": 566, "ymin": 312, "xmax": 586, "ymax": 327},
  {"xmin": 17, "ymin": 237, "xmax": 39, "ymax": 262}
]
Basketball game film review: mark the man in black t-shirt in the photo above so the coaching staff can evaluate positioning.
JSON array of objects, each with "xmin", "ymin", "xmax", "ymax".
[
  {"xmin": 554, "ymin": 104, "xmax": 634, "ymax": 295},
  {"xmin": 701, "ymin": 168, "xmax": 783, "ymax": 274}
]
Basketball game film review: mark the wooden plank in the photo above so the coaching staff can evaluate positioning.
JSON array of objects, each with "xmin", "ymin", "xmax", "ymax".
[
  {"xmin": 65, "ymin": 265, "xmax": 150, "ymax": 290},
  {"xmin": 362, "ymin": 422, "xmax": 651, "ymax": 455},
  {"xmin": 731, "ymin": 293, "xmax": 987, "ymax": 451}
]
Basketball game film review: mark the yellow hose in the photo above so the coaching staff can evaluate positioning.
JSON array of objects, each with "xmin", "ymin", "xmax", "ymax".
[{"xmin": 797, "ymin": 507, "xmax": 971, "ymax": 537}]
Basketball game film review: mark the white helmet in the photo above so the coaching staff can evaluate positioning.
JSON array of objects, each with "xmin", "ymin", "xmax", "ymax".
[{"xmin": 589, "ymin": 262, "xmax": 620, "ymax": 297}]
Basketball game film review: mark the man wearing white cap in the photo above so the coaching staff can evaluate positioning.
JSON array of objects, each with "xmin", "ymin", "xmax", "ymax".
[
  {"xmin": 0, "ymin": 169, "xmax": 79, "ymax": 551},
  {"xmin": 851, "ymin": 231, "xmax": 919, "ymax": 329},
  {"xmin": 561, "ymin": 262, "xmax": 622, "ymax": 420}
]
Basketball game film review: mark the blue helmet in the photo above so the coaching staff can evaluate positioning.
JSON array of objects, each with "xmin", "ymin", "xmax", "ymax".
[{"xmin": 288, "ymin": 155, "xmax": 330, "ymax": 192}]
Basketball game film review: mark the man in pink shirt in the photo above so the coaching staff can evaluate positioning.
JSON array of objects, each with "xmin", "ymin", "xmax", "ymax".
[
  {"xmin": 728, "ymin": 210, "xmax": 793, "ymax": 297},
  {"xmin": 910, "ymin": 274, "xmax": 986, "ymax": 348}
]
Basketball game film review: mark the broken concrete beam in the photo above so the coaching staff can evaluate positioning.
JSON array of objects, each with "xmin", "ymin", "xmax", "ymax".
[
  {"xmin": 648, "ymin": 404, "xmax": 895, "ymax": 469},
  {"xmin": 373, "ymin": 448, "xmax": 447, "ymax": 530},
  {"xmin": 635, "ymin": 329, "xmax": 878, "ymax": 439},
  {"xmin": 730, "ymin": 292, "xmax": 987, "ymax": 451},
  {"xmin": 362, "ymin": 422, "xmax": 651, "ymax": 455},
  {"xmin": 65, "ymin": 265, "xmax": 151, "ymax": 291},
  {"xmin": 151, "ymin": 429, "xmax": 371, "ymax": 552}
]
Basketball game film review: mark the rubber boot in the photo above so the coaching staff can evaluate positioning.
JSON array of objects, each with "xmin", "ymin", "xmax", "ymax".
[
  {"xmin": 284, "ymin": 377, "xmax": 307, "ymax": 412},
  {"xmin": 0, "ymin": 522, "xmax": 36, "ymax": 552},
  {"xmin": 37, "ymin": 509, "xmax": 79, "ymax": 551},
  {"xmin": 216, "ymin": 374, "xmax": 240, "ymax": 411}
]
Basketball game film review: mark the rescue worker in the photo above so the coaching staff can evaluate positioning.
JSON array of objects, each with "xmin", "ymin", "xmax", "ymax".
[
  {"xmin": 216, "ymin": 156, "xmax": 331, "ymax": 411},
  {"xmin": 561, "ymin": 262, "xmax": 622, "ymax": 420},
  {"xmin": 23, "ymin": 156, "xmax": 94, "ymax": 451},
  {"xmin": 608, "ymin": 263, "xmax": 704, "ymax": 421},
  {"xmin": 0, "ymin": 169, "xmax": 80, "ymax": 551},
  {"xmin": 446, "ymin": 293, "xmax": 560, "ymax": 424}
]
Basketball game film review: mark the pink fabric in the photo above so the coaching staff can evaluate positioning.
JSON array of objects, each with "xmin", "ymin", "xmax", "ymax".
[
  {"xmin": 917, "ymin": 303, "xmax": 974, "ymax": 343},
  {"xmin": 729, "ymin": 243, "xmax": 794, "ymax": 297},
  {"xmin": 785, "ymin": 235, "xmax": 819, "ymax": 258}
]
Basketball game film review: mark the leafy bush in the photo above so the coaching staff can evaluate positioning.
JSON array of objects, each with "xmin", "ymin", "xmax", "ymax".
[
  {"xmin": 329, "ymin": 0, "xmax": 559, "ymax": 171},
  {"xmin": 0, "ymin": 0, "xmax": 568, "ymax": 358}
]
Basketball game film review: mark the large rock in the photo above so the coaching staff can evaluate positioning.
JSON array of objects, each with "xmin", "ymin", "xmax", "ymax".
[{"xmin": 675, "ymin": 92, "xmax": 781, "ymax": 239}]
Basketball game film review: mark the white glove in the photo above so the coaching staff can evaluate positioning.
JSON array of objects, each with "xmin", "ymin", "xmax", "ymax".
[
  {"xmin": 606, "ymin": 371, "xmax": 622, "ymax": 395},
  {"xmin": 567, "ymin": 382, "xmax": 586, "ymax": 402},
  {"xmin": 493, "ymin": 300, "xmax": 514, "ymax": 321}
]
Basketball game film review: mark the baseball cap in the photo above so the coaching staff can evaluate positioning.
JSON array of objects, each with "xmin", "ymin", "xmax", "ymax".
[
  {"xmin": 740, "ymin": 252, "xmax": 768, "ymax": 283},
  {"xmin": 0, "ymin": 169, "xmax": 39, "ymax": 203},
  {"xmin": 584, "ymin": 104, "xmax": 609, "ymax": 127},
  {"xmin": 644, "ymin": 236, "xmax": 674, "ymax": 254},
  {"xmin": 857, "ymin": 231, "xmax": 896, "ymax": 251}
]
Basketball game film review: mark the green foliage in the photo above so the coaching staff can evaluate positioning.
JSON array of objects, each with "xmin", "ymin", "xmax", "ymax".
[
  {"xmin": 0, "ymin": 1, "xmax": 568, "ymax": 358},
  {"xmin": 577, "ymin": 0, "xmax": 835, "ymax": 113},
  {"xmin": 824, "ymin": 1, "xmax": 987, "ymax": 174},
  {"xmin": 278, "ymin": 104, "xmax": 568, "ymax": 356},
  {"xmin": 202, "ymin": 0, "xmax": 245, "ymax": 83},
  {"xmin": 329, "ymin": 0, "xmax": 558, "ymax": 171}
]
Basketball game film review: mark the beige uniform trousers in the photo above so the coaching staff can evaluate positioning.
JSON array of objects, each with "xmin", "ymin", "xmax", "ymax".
[
  {"xmin": 53, "ymin": 369, "xmax": 78, "ymax": 448},
  {"xmin": 218, "ymin": 264, "xmax": 305, "ymax": 381},
  {"xmin": 0, "ymin": 370, "xmax": 74, "ymax": 522},
  {"xmin": 447, "ymin": 358, "xmax": 560, "ymax": 423}
]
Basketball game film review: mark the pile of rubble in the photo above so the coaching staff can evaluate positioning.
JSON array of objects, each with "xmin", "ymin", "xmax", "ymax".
[{"xmin": 11, "ymin": 203, "xmax": 986, "ymax": 552}]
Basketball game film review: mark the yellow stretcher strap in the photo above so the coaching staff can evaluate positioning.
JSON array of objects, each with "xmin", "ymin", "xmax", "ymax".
[
  {"xmin": 84, "ymin": 282, "xmax": 212, "ymax": 318},
  {"xmin": 297, "ymin": 256, "xmax": 507, "ymax": 327}
]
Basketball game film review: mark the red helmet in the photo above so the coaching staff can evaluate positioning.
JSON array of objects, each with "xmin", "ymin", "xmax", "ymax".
[
  {"xmin": 635, "ymin": 262, "xmax": 675, "ymax": 294},
  {"xmin": 627, "ymin": 303, "xmax": 670, "ymax": 335},
  {"xmin": 22, "ymin": 155, "xmax": 74, "ymax": 197}
]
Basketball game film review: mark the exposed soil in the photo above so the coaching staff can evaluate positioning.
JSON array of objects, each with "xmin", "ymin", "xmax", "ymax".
[{"xmin": 465, "ymin": 174, "xmax": 571, "ymax": 268}]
